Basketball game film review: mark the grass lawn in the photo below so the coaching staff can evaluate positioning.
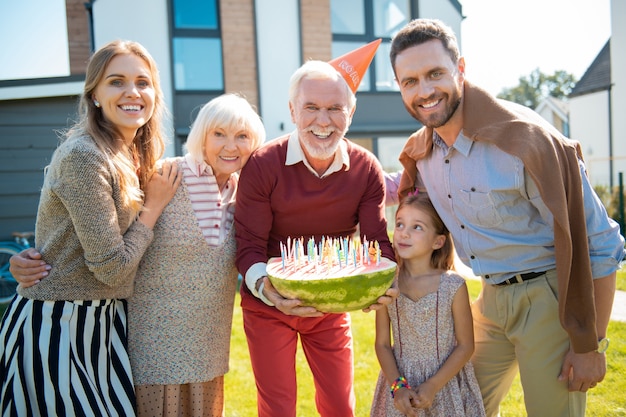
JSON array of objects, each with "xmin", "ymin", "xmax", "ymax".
[
  {"xmin": 617, "ymin": 266, "xmax": 626, "ymax": 291},
  {"xmin": 0, "ymin": 269, "xmax": 623, "ymax": 416},
  {"xmin": 225, "ymin": 278, "xmax": 626, "ymax": 416}
]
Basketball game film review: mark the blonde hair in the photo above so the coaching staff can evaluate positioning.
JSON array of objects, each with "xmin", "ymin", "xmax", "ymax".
[
  {"xmin": 185, "ymin": 93, "xmax": 265, "ymax": 163},
  {"xmin": 395, "ymin": 193, "xmax": 455, "ymax": 272},
  {"xmin": 66, "ymin": 39, "xmax": 167, "ymax": 212}
]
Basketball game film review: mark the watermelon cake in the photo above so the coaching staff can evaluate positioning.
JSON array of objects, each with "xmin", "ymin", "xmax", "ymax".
[{"xmin": 266, "ymin": 237, "xmax": 397, "ymax": 313}]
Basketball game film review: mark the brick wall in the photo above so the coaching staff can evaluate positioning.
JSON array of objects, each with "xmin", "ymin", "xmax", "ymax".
[
  {"xmin": 66, "ymin": 0, "xmax": 92, "ymax": 75},
  {"xmin": 220, "ymin": 0, "xmax": 259, "ymax": 108},
  {"xmin": 300, "ymin": 0, "xmax": 332, "ymax": 62}
]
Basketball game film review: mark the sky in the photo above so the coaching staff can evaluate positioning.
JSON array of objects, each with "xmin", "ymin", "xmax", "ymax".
[
  {"xmin": 460, "ymin": 0, "xmax": 612, "ymax": 95},
  {"xmin": 0, "ymin": 0, "xmax": 614, "ymax": 92}
]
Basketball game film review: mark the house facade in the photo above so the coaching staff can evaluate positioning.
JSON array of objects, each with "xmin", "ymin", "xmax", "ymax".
[
  {"xmin": 0, "ymin": 0, "xmax": 463, "ymax": 240},
  {"xmin": 535, "ymin": 95, "xmax": 570, "ymax": 137},
  {"xmin": 569, "ymin": 0, "xmax": 625, "ymax": 188}
]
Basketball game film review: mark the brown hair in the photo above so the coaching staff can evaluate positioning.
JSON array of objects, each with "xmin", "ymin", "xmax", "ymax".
[
  {"xmin": 390, "ymin": 18, "xmax": 460, "ymax": 74},
  {"xmin": 66, "ymin": 40, "xmax": 166, "ymax": 211},
  {"xmin": 395, "ymin": 192, "xmax": 455, "ymax": 271}
]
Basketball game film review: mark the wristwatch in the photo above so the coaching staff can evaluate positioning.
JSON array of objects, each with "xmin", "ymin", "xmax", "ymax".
[{"xmin": 597, "ymin": 337, "xmax": 610, "ymax": 354}]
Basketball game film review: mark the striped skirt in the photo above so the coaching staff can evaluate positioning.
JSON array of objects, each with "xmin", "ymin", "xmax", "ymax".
[{"xmin": 0, "ymin": 295, "xmax": 136, "ymax": 416}]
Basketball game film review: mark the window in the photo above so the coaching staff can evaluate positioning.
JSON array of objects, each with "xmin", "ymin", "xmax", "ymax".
[
  {"xmin": 331, "ymin": 0, "xmax": 411, "ymax": 92},
  {"xmin": 171, "ymin": 0, "xmax": 223, "ymax": 91}
]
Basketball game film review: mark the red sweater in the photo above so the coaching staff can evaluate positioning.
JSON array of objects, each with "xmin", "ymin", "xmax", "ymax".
[{"xmin": 235, "ymin": 134, "xmax": 394, "ymax": 277}]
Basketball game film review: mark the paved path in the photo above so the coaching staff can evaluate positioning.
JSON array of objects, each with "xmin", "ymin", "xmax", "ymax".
[{"xmin": 611, "ymin": 290, "xmax": 626, "ymax": 322}]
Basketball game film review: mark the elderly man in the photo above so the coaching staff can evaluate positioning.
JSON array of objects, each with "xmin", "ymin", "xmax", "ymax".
[{"xmin": 235, "ymin": 41, "xmax": 395, "ymax": 417}]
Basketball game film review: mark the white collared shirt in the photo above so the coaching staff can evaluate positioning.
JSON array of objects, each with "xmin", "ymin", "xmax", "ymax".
[{"xmin": 285, "ymin": 131, "xmax": 350, "ymax": 178}]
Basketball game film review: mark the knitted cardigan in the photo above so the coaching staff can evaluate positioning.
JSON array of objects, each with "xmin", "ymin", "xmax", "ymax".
[
  {"xmin": 128, "ymin": 157, "xmax": 238, "ymax": 385},
  {"xmin": 20, "ymin": 135, "xmax": 154, "ymax": 301},
  {"xmin": 398, "ymin": 82, "xmax": 597, "ymax": 353}
]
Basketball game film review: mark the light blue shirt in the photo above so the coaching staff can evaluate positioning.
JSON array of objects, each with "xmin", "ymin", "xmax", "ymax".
[{"xmin": 414, "ymin": 131, "xmax": 624, "ymax": 284}]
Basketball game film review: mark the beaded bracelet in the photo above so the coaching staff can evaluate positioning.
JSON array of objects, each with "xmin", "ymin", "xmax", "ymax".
[{"xmin": 390, "ymin": 376, "xmax": 411, "ymax": 398}]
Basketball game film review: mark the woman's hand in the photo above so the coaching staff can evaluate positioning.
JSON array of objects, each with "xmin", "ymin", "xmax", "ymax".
[
  {"xmin": 9, "ymin": 248, "xmax": 51, "ymax": 288},
  {"xmin": 139, "ymin": 160, "xmax": 182, "ymax": 228}
]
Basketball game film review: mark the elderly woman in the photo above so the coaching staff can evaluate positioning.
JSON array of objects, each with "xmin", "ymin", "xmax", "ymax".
[
  {"xmin": 128, "ymin": 93, "xmax": 265, "ymax": 416},
  {"xmin": 9, "ymin": 93, "xmax": 265, "ymax": 417}
]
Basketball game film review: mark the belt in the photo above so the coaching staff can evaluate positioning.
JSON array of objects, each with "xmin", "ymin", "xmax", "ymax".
[{"xmin": 496, "ymin": 271, "xmax": 547, "ymax": 286}]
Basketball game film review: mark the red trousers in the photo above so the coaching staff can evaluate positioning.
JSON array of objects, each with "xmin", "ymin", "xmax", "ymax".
[{"xmin": 241, "ymin": 287, "xmax": 356, "ymax": 417}]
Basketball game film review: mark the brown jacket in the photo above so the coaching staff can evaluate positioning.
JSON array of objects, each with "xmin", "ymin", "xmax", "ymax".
[{"xmin": 398, "ymin": 81, "xmax": 597, "ymax": 353}]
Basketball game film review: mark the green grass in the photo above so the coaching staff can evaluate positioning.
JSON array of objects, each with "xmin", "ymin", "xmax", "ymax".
[
  {"xmin": 617, "ymin": 266, "xmax": 626, "ymax": 291},
  {"xmin": 225, "ymin": 278, "xmax": 626, "ymax": 416},
  {"xmin": 0, "ymin": 272, "xmax": 623, "ymax": 416}
]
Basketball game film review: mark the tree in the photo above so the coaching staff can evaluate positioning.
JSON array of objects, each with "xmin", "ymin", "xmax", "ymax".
[{"xmin": 497, "ymin": 68, "xmax": 578, "ymax": 109}]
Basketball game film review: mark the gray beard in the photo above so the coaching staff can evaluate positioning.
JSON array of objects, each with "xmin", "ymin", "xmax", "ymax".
[
  {"xmin": 300, "ymin": 133, "xmax": 342, "ymax": 161},
  {"xmin": 303, "ymin": 142, "xmax": 337, "ymax": 160}
]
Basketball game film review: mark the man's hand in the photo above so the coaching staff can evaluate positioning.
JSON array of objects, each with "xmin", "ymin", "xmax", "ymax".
[
  {"xmin": 9, "ymin": 248, "xmax": 51, "ymax": 288},
  {"xmin": 260, "ymin": 277, "xmax": 323, "ymax": 317},
  {"xmin": 558, "ymin": 348, "xmax": 606, "ymax": 392}
]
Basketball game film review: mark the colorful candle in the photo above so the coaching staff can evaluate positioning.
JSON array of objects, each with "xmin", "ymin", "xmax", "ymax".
[
  {"xmin": 280, "ymin": 242, "xmax": 285, "ymax": 271},
  {"xmin": 336, "ymin": 246, "xmax": 342, "ymax": 269},
  {"xmin": 375, "ymin": 241, "xmax": 380, "ymax": 265}
]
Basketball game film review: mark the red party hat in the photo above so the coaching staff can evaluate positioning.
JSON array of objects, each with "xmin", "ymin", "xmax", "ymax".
[{"xmin": 329, "ymin": 39, "xmax": 382, "ymax": 94}]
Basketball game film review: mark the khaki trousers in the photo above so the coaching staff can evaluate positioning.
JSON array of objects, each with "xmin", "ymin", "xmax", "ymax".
[{"xmin": 471, "ymin": 270, "xmax": 586, "ymax": 417}]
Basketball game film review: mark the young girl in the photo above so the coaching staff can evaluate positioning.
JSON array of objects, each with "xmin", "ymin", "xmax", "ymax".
[{"xmin": 370, "ymin": 193, "xmax": 485, "ymax": 417}]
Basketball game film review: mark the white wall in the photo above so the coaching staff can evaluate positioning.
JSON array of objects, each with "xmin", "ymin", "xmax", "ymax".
[
  {"xmin": 570, "ymin": 91, "xmax": 611, "ymax": 185},
  {"xmin": 610, "ymin": 0, "xmax": 626, "ymax": 185},
  {"xmin": 93, "ymin": 0, "xmax": 176, "ymax": 156},
  {"xmin": 255, "ymin": 0, "xmax": 301, "ymax": 142},
  {"xmin": 0, "ymin": 82, "xmax": 83, "ymax": 100},
  {"xmin": 536, "ymin": 107, "xmax": 556, "ymax": 128}
]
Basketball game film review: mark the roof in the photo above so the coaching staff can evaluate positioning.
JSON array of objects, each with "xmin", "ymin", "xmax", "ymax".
[
  {"xmin": 536, "ymin": 96, "xmax": 569, "ymax": 121},
  {"xmin": 569, "ymin": 39, "xmax": 611, "ymax": 98}
]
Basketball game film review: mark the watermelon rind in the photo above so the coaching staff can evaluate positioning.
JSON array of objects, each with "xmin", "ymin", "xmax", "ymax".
[{"xmin": 266, "ymin": 258, "xmax": 397, "ymax": 313}]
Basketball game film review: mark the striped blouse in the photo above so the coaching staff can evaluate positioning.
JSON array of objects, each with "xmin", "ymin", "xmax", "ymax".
[{"xmin": 183, "ymin": 154, "xmax": 237, "ymax": 246}]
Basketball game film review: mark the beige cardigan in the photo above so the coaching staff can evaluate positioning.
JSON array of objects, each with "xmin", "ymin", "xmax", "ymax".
[
  {"xmin": 398, "ymin": 82, "xmax": 597, "ymax": 353},
  {"xmin": 128, "ymin": 157, "xmax": 238, "ymax": 385},
  {"xmin": 21, "ymin": 135, "xmax": 153, "ymax": 301}
]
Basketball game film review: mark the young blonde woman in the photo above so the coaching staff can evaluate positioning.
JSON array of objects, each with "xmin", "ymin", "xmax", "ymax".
[{"xmin": 0, "ymin": 40, "xmax": 181, "ymax": 416}]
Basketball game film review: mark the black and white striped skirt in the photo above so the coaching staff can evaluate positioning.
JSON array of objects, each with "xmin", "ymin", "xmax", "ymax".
[{"xmin": 0, "ymin": 295, "xmax": 136, "ymax": 416}]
